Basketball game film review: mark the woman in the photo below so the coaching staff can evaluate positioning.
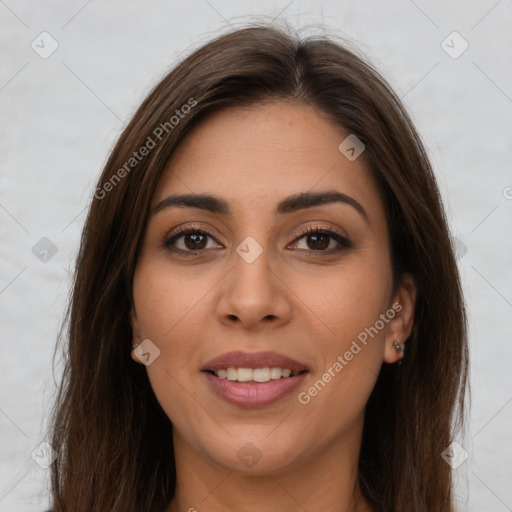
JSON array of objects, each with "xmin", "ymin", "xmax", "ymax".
[{"xmin": 47, "ymin": 23, "xmax": 469, "ymax": 512}]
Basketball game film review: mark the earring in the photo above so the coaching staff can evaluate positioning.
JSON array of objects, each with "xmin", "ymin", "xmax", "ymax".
[{"xmin": 393, "ymin": 340, "xmax": 404, "ymax": 368}]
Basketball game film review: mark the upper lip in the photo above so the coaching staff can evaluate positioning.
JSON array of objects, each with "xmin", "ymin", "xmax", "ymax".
[{"xmin": 201, "ymin": 351, "xmax": 310, "ymax": 373}]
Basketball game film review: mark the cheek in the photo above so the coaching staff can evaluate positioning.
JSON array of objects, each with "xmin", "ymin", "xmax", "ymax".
[
  {"xmin": 307, "ymin": 257, "xmax": 392, "ymax": 341},
  {"xmin": 301, "ymin": 258, "xmax": 391, "ymax": 396},
  {"xmin": 296, "ymin": 288, "xmax": 387, "ymax": 434},
  {"xmin": 133, "ymin": 262, "xmax": 209, "ymax": 428},
  {"xmin": 132, "ymin": 260, "xmax": 206, "ymax": 382},
  {"xmin": 133, "ymin": 258, "xmax": 208, "ymax": 341}
]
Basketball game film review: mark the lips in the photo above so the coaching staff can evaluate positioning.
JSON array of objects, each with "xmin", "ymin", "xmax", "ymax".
[
  {"xmin": 200, "ymin": 350, "xmax": 310, "ymax": 374},
  {"xmin": 200, "ymin": 351, "xmax": 310, "ymax": 407}
]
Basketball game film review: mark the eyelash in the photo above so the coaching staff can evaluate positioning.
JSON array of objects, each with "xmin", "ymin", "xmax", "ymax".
[{"xmin": 162, "ymin": 224, "xmax": 352, "ymax": 257}]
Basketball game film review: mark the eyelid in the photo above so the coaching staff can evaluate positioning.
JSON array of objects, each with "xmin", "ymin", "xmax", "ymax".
[
  {"xmin": 161, "ymin": 224, "xmax": 223, "ymax": 250},
  {"xmin": 162, "ymin": 222, "xmax": 351, "ymax": 255},
  {"xmin": 293, "ymin": 223, "xmax": 349, "ymax": 241}
]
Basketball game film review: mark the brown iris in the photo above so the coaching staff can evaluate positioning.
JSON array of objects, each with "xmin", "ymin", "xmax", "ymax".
[
  {"xmin": 184, "ymin": 233, "xmax": 207, "ymax": 250},
  {"xmin": 306, "ymin": 233, "xmax": 329, "ymax": 250}
]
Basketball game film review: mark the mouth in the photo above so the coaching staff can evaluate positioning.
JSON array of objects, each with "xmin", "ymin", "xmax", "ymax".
[{"xmin": 200, "ymin": 351, "xmax": 310, "ymax": 407}]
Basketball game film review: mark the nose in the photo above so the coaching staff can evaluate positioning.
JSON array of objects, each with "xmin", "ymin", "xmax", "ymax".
[{"xmin": 215, "ymin": 242, "xmax": 292, "ymax": 331}]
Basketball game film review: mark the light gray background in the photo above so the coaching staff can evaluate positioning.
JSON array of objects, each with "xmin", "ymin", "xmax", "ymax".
[{"xmin": 1, "ymin": 1, "xmax": 511, "ymax": 511}]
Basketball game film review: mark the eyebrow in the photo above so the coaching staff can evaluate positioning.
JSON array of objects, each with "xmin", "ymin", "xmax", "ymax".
[{"xmin": 153, "ymin": 190, "xmax": 368, "ymax": 222}]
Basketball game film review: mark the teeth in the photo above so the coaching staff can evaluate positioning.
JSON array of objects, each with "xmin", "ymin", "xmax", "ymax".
[
  {"xmin": 237, "ymin": 368, "xmax": 253, "ymax": 382},
  {"xmin": 214, "ymin": 367, "xmax": 299, "ymax": 382},
  {"xmin": 253, "ymin": 368, "xmax": 270, "ymax": 382},
  {"xmin": 270, "ymin": 367, "xmax": 282, "ymax": 379}
]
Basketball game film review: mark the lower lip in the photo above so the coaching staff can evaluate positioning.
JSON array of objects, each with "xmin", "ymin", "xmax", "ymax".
[{"xmin": 202, "ymin": 371, "xmax": 308, "ymax": 407}]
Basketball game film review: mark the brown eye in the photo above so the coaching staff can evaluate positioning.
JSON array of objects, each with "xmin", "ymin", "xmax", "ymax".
[
  {"xmin": 291, "ymin": 227, "xmax": 351, "ymax": 253},
  {"xmin": 163, "ymin": 228, "xmax": 221, "ymax": 254}
]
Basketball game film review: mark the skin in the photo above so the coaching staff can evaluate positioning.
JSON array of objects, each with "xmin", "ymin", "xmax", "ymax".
[{"xmin": 130, "ymin": 101, "xmax": 416, "ymax": 512}]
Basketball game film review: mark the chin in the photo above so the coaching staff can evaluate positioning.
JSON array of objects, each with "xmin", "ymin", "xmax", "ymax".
[{"xmin": 201, "ymin": 430, "xmax": 305, "ymax": 473}]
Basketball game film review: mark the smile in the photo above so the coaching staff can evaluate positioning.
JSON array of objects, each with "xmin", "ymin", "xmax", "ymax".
[
  {"xmin": 211, "ymin": 367, "xmax": 303, "ymax": 382},
  {"xmin": 200, "ymin": 350, "xmax": 310, "ymax": 407}
]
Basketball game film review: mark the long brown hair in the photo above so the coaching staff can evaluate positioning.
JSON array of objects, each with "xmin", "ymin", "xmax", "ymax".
[{"xmin": 48, "ymin": 22, "xmax": 469, "ymax": 512}]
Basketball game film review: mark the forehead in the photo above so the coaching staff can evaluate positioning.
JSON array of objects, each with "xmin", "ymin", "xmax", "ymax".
[{"xmin": 153, "ymin": 101, "xmax": 384, "ymax": 225}]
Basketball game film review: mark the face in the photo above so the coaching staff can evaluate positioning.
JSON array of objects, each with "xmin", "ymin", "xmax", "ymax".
[{"xmin": 130, "ymin": 101, "xmax": 415, "ymax": 475}]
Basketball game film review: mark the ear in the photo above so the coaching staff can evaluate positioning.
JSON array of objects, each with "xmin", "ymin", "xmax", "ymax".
[
  {"xmin": 383, "ymin": 273, "xmax": 417, "ymax": 364},
  {"xmin": 129, "ymin": 306, "xmax": 141, "ymax": 364}
]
